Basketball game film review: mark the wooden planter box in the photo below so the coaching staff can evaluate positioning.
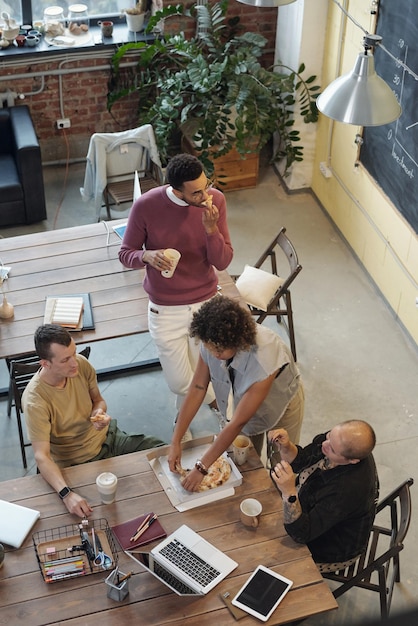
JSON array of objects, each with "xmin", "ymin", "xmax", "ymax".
[{"xmin": 182, "ymin": 135, "xmax": 260, "ymax": 191}]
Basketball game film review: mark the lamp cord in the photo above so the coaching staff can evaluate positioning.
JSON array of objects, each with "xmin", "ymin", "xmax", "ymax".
[{"xmin": 332, "ymin": 0, "xmax": 418, "ymax": 81}]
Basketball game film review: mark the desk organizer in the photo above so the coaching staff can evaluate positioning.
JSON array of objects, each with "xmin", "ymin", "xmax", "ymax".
[{"xmin": 33, "ymin": 518, "xmax": 118, "ymax": 583}]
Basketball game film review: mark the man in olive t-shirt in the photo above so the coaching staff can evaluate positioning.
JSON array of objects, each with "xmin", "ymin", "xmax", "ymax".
[{"xmin": 23, "ymin": 324, "xmax": 164, "ymax": 518}]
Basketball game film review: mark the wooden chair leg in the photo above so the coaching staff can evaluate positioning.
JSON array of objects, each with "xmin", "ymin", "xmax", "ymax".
[
  {"xmin": 285, "ymin": 291, "xmax": 297, "ymax": 362},
  {"xmin": 16, "ymin": 411, "xmax": 28, "ymax": 469}
]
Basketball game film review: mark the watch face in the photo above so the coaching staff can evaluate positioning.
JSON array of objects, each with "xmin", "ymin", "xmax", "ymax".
[{"xmin": 59, "ymin": 486, "xmax": 71, "ymax": 499}]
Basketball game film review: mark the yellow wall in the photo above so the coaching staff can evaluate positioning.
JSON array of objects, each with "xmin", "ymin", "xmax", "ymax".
[{"xmin": 312, "ymin": 0, "xmax": 418, "ymax": 346}]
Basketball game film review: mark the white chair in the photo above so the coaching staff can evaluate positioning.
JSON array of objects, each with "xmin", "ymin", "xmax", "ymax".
[{"xmin": 80, "ymin": 124, "xmax": 164, "ymax": 221}]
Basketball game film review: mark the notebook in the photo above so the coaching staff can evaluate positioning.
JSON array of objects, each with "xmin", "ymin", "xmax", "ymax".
[
  {"xmin": 126, "ymin": 524, "xmax": 237, "ymax": 596},
  {"xmin": 0, "ymin": 499, "xmax": 40, "ymax": 548}
]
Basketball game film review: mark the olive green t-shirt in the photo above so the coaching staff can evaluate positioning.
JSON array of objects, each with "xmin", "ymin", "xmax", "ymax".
[{"xmin": 22, "ymin": 355, "xmax": 107, "ymax": 467}]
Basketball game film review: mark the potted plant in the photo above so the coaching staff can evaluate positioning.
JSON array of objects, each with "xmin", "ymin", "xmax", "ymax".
[
  {"xmin": 122, "ymin": 0, "xmax": 147, "ymax": 32},
  {"xmin": 108, "ymin": 1, "xmax": 320, "ymax": 181}
]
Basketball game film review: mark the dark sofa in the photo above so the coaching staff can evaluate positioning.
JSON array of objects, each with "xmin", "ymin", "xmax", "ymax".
[{"xmin": 0, "ymin": 105, "xmax": 47, "ymax": 227}]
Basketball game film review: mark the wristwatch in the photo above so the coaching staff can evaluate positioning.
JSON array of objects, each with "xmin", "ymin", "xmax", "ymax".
[
  {"xmin": 286, "ymin": 494, "xmax": 297, "ymax": 503},
  {"xmin": 58, "ymin": 486, "xmax": 72, "ymax": 500}
]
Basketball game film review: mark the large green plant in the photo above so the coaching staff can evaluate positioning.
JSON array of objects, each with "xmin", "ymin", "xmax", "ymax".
[{"xmin": 108, "ymin": 1, "xmax": 320, "ymax": 176}]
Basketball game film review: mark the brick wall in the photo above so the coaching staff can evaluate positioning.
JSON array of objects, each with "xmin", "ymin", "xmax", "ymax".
[{"xmin": 1, "ymin": 1, "xmax": 277, "ymax": 162}]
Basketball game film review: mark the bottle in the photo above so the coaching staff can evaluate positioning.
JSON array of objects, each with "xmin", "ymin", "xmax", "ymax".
[{"xmin": 68, "ymin": 4, "xmax": 89, "ymax": 37}]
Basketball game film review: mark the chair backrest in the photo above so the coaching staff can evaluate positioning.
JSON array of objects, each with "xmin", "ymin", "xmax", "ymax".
[
  {"xmin": 375, "ymin": 477, "xmax": 413, "ymax": 547},
  {"xmin": 323, "ymin": 477, "xmax": 414, "ymax": 619},
  {"xmin": 254, "ymin": 226, "xmax": 302, "ymax": 296}
]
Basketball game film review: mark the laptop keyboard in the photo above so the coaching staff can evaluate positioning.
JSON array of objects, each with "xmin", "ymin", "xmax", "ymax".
[
  {"xmin": 153, "ymin": 562, "xmax": 197, "ymax": 595},
  {"xmin": 159, "ymin": 538, "xmax": 221, "ymax": 587}
]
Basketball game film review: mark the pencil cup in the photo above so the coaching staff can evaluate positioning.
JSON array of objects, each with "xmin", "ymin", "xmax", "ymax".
[
  {"xmin": 96, "ymin": 472, "xmax": 118, "ymax": 504},
  {"xmin": 105, "ymin": 568, "xmax": 130, "ymax": 601}
]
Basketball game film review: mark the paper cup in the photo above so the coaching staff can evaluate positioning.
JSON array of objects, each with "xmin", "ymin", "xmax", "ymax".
[
  {"xmin": 96, "ymin": 472, "xmax": 118, "ymax": 504},
  {"xmin": 162, "ymin": 248, "xmax": 181, "ymax": 278},
  {"xmin": 240, "ymin": 498, "xmax": 262, "ymax": 527},
  {"xmin": 232, "ymin": 434, "xmax": 251, "ymax": 465}
]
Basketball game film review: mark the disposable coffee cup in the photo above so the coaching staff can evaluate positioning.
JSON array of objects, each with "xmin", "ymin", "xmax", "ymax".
[
  {"xmin": 162, "ymin": 248, "xmax": 181, "ymax": 278},
  {"xmin": 232, "ymin": 434, "xmax": 251, "ymax": 465},
  {"xmin": 240, "ymin": 498, "xmax": 262, "ymax": 528},
  {"xmin": 96, "ymin": 472, "xmax": 118, "ymax": 504}
]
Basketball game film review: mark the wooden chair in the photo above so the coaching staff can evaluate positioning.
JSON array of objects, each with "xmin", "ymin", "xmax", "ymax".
[
  {"xmin": 7, "ymin": 346, "xmax": 91, "ymax": 468},
  {"xmin": 233, "ymin": 227, "xmax": 302, "ymax": 361},
  {"xmin": 323, "ymin": 477, "xmax": 414, "ymax": 620},
  {"xmin": 81, "ymin": 124, "xmax": 164, "ymax": 221}
]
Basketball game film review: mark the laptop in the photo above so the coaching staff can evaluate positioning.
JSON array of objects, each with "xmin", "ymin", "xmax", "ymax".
[
  {"xmin": 126, "ymin": 524, "xmax": 237, "ymax": 596},
  {"xmin": 0, "ymin": 499, "xmax": 40, "ymax": 548}
]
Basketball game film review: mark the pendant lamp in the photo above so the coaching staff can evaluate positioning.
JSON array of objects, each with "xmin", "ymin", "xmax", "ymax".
[
  {"xmin": 317, "ymin": 35, "xmax": 401, "ymax": 126},
  {"xmin": 235, "ymin": 0, "xmax": 296, "ymax": 7}
]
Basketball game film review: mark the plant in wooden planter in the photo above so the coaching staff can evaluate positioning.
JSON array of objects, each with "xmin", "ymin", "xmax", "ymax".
[{"xmin": 108, "ymin": 1, "xmax": 320, "ymax": 178}]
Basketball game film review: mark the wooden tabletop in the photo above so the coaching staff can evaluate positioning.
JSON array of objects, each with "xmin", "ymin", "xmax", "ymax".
[
  {"xmin": 0, "ymin": 220, "xmax": 238, "ymax": 360},
  {"xmin": 0, "ymin": 446, "xmax": 337, "ymax": 625}
]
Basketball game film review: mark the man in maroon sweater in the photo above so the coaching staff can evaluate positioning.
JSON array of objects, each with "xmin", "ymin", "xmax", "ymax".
[{"xmin": 119, "ymin": 154, "xmax": 233, "ymax": 433}]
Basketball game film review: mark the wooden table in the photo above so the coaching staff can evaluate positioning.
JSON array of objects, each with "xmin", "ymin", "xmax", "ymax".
[
  {"xmin": 0, "ymin": 219, "xmax": 238, "ymax": 364},
  {"xmin": 0, "ymin": 445, "xmax": 337, "ymax": 625}
]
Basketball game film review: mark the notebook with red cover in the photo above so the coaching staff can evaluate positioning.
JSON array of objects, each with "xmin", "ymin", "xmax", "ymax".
[{"xmin": 111, "ymin": 513, "xmax": 166, "ymax": 550}]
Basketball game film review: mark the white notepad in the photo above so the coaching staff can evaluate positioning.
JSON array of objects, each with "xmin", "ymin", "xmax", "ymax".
[
  {"xmin": 52, "ymin": 297, "xmax": 84, "ymax": 326},
  {"xmin": 0, "ymin": 500, "xmax": 40, "ymax": 548}
]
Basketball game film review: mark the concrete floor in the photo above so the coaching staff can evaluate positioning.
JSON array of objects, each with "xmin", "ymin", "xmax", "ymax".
[{"xmin": 1, "ymin": 157, "xmax": 417, "ymax": 624}]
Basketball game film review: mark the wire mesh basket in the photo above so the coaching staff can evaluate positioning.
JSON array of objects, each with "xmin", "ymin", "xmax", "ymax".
[{"xmin": 33, "ymin": 518, "xmax": 118, "ymax": 583}]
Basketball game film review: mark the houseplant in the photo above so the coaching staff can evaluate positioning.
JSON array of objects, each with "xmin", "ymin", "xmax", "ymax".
[
  {"xmin": 122, "ymin": 0, "xmax": 147, "ymax": 32},
  {"xmin": 108, "ymin": 1, "xmax": 320, "ymax": 177}
]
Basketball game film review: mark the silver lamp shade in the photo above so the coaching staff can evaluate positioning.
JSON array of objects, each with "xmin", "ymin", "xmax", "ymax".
[
  {"xmin": 236, "ymin": 0, "xmax": 296, "ymax": 7},
  {"xmin": 317, "ymin": 51, "xmax": 401, "ymax": 126}
]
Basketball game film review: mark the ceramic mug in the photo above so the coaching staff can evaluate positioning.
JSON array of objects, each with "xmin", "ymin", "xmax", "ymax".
[
  {"xmin": 28, "ymin": 29, "xmax": 42, "ymax": 38},
  {"xmin": 15, "ymin": 34, "xmax": 26, "ymax": 47},
  {"xmin": 98, "ymin": 20, "xmax": 113, "ymax": 38},
  {"xmin": 240, "ymin": 498, "xmax": 262, "ymax": 528},
  {"xmin": 232, "ymin": 434, "xmax": 251, "ymax": 465},
  {"xmin": 26, "ymin": 34, "xmax": 40, "ymax": 47}
]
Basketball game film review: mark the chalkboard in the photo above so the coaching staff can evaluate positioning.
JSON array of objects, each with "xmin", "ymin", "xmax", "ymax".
[{"xmin": 360, "ymin": 0, "xmax": 418, "ymax": 234}]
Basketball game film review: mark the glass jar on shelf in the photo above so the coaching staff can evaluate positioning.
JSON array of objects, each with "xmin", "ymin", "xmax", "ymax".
[
  {"xmin": 68, "ymin": 4, "xmax": 89, "ymax": 37},
  {"xmin": 43, "ymin": 6, "xmax": 65, "ymax": 38}
]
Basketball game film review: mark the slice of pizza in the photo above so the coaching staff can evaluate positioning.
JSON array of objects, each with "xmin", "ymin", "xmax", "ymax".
[
  {"xmin": 176, "ymin": 456, "xmax": 231, "ymax": 492},
  {"xmin": 202, "ymin": 195, "xmax": 213, "ymax": 209}
]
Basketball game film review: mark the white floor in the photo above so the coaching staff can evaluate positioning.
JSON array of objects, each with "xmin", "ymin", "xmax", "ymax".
[{"xmin": 1, "ymin": 157, "xmax": 417, "ymax": 624}]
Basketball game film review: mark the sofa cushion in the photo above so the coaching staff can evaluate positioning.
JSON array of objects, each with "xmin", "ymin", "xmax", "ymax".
[{"xmin": 0, "ymin": 154, "xmax": 22, "ymax": 201}]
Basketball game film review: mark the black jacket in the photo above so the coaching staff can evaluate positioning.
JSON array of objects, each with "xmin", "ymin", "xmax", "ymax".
[{"xmin": 285, "ymin": 432, "xmax": 379, "ymax": 563}]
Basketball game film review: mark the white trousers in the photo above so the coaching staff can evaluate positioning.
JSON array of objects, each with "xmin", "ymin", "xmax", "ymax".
[{"xmin": 148, "ymin": 299, "xmax": 216, "ymax": 410}]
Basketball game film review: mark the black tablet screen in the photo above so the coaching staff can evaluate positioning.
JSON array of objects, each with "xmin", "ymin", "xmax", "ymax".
[{"xmin": 235, "ymin": 568, "xmax": 290, "ymax": 618}]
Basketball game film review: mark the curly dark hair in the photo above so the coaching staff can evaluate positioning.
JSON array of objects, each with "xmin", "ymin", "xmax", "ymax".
[
  {"xmin": 190, "ymin": 296, "xmax": 257, "ymax": 351},
  {"xmin": 165, "ymin": 153, "xmax": 204, "ymax": 190},
  {"xmin": 35, "ymin": 324, "xmax": 72, "ymax": 361}
]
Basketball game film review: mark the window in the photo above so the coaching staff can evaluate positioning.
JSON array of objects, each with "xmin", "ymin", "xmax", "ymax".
[{"xmin": 8, "ymin": 1, "xmax": 138, "ymax": 25}]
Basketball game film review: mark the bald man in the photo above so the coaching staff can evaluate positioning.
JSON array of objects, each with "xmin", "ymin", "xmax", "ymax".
[{"xmin": 268, "ymin": 420, "xmax": 379, "ymax": 572}]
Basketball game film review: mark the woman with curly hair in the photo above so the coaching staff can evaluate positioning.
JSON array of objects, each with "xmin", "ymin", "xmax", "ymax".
[{"xmin": 168, "ymin": 296, "xmax": 304, "ymax": 491}]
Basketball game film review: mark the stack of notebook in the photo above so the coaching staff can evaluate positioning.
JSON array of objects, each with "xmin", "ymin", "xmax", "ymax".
[{"xmin": 43, "ymin": 293, "xmax": 94, "ymax": 331}]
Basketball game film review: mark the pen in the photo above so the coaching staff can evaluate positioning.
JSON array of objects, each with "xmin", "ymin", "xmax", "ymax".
[
  {"xmin": 132, "ymin": 514, "xmax": 157, "ymax": 542},
  {"xmin": 118, "ymin": 571, "xmax": 133, "ymax": 584},
  {"xmin": 130, "ymin": 514, "xmax": 151, "ymax": 542}
]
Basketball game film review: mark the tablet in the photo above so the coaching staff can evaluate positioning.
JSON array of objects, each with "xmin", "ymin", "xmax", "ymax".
[{"xmin": 231, "ymin": 565, "xmax": 293, "ymax": 622}]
